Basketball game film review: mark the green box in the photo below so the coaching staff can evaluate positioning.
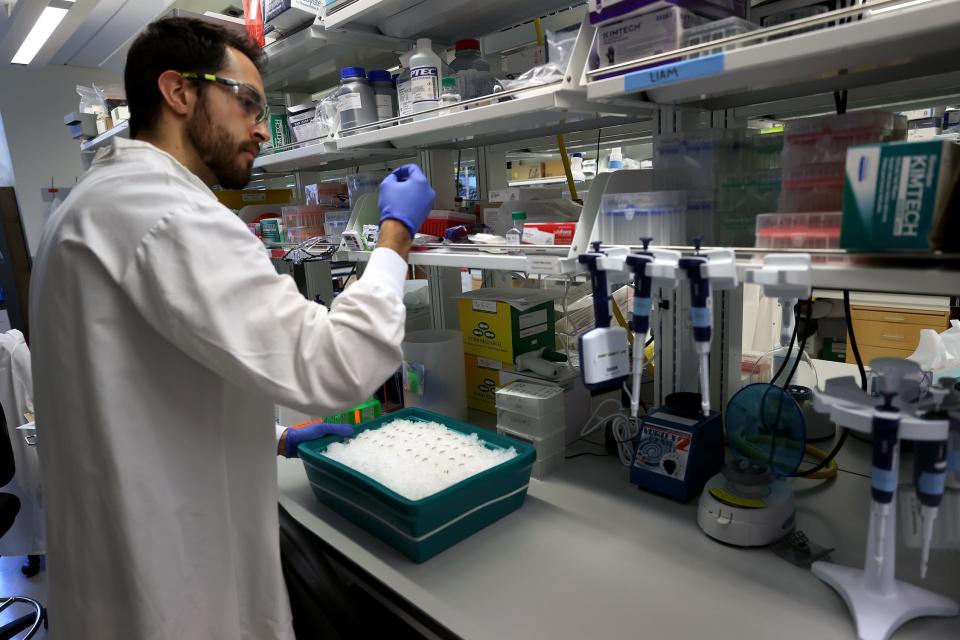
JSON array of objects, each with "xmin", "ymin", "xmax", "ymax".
[
  {"xmin": 841, "ymin": 140, "xmax": 960, "ymax": 251},
  {"xmin": 458, "ymin": 289, "xmax": 556, "ymax": 364},
  {"xmin": 298, "ymin": 408, "xmax": 536, "ymax": 562}
]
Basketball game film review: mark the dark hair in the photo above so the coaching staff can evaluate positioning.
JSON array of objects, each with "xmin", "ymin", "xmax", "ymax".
[{"xmin": 124, "ymin": 17, "xmax": 264, "ymax": 138}]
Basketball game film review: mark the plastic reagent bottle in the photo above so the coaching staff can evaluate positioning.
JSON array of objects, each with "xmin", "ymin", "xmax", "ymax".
[
  {"xmin": 608, "ymin": 147, "xmax": 624, "ymax": 170},
  {"xmin": 440, "ymin": 77, "xmax": 461, "ymax": 116},
  {"xmin": 571, "ymin": 152, "xmax": 586, "ymax": 181},
  {"xmin": 506, "ymin": 211, "xmax": 526, "ymax": 246},
  {"xmin": 396, "ymin": 48, "xmax": 414, "ymax": 119},
  {"xmin": 368, "ymin": 69, "xmax": 397, "ymax": 126},
  {"xmin": 409, "ymin": 38, "xmax": 442, "ymax": 120},
  {"xmin": 336, "ymin": 67, "xmax": 378, "ymax": 135},
  {"xmin": 450, "ymin": 38, "xmax": 493, "ymax": 101}
]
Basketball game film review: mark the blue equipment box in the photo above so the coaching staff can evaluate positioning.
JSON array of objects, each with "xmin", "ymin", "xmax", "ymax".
[{"xmin": 630, "ymin": 403, "xmax": 724, "ymax": 501}]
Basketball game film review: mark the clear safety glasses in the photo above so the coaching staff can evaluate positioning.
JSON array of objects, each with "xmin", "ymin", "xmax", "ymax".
[{"xmin": 180, "ymin": 72, "xmax": 268, "ymax": 124}]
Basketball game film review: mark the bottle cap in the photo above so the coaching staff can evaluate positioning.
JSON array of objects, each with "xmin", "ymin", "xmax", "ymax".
[
  {"xmin": 367, "ymin": 69, "xmax": 392, "ymax": 83},
  {"xmin": 442, "ymin": 77, "xmax": 457, "ymax": 88},
  {"xmin": 417, "ymin": 38, "xmax": 433, "ymax": 51},
  {"xmin": 511, "ymin": 211, "xmax": 527, "ymax": 221},
  {"xmin": 340, "ymin": 67, "xmax": 366, "ymax": 80},
  {"xmin": 456, "ymin": 38, "xmax": 481, "ymax": 51}
]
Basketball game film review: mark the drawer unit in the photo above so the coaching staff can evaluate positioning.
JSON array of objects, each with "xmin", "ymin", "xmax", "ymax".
[{"xmin": 847, "ymin": 305, "xmax": 949, "ymax": 364}]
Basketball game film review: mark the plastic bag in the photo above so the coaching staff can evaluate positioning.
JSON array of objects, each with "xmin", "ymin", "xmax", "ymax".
[
  {"xmin": 347, "ymin": 171, "xmax": 388, "ymax": 208},
  {"xmin": 496, "ymin": 26, "xmax": 578, "ymax": 92},
  {"xmin": 315, "ymin": 92, "xmax": 339, "ymax": 139},
  {"xmin": 93, "ymin": 83, "xmax": 127, "ymax": 114},
  {"xmin": 908, "ymin": 320, "xmax": 960, "ymax": 372},
  {"xmin": 77, "ymin": 85, "xmax": 103, "ymax": 114}
]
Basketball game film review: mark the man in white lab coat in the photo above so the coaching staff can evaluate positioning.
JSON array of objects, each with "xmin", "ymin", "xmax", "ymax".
[{"xmin": 30, "ymin": 17, "xmax": 435, "ymax": 640}]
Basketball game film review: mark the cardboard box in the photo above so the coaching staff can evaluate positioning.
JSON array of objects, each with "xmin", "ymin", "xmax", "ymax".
[
  {"xmin": 588, "ymin": 0, "xmax": 745, "ymax": 25},
  {"xmin": 263, "ymin": 0, "xmax": 320, "ymax": 30},
  {"xmin": 522, "ymin": 222, "xmax": 577, "ymax": 245},
  {"xmin": 287, "ymin": 101, "xmax": 320, "ymax": 143},
  {"xmin": 509, "ymin": 163, "xmax": 543, "ymax": 182},
  {"xmin": 458, "ymin": 289, "xmax": 557, "ymax": 364},
  {"xmin": 841, "ymin": 140, "xmax": 960, "ymax": 251},
  {"xmin": 464, "ymin": 354, "xmax": 504, "ymax": 413},
  {"xmin": 595, "ymin": 6, "xmax": 707, "ymax": 70},
  {"xmin": 542, "ymin": 159, "xmax": 567, "ymax": 177}
]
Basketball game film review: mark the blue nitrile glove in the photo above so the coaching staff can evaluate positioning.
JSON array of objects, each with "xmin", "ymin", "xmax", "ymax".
[
  {"xmin": 283, "ymin": 423, "xmax": 354, "ymax": 458},
  {"xmin": 378, "ymin": 164, "xmax": 436, "ymax": 238}
]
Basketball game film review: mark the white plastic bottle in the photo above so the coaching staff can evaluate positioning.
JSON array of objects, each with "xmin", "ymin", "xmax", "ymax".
[{"xmin": 409, "ymin": 38, "xmax": 442, "ymax": 120}]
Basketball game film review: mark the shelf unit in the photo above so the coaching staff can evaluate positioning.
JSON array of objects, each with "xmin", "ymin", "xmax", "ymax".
[
  {"xmin": 252, "ymin": 141, "xmax": 415, "ymax": 173},
  {"xmin": 261, "ymin": 21, "xmax": 410, "ymax": 94},
  {"xmin": 321, "ymin": 0, "xmax": 580, "ymax": 41},
  {"xmin": 585, "ymin": 0, "xmax": 960, "ymax": 115},
  {"xmin": 336, "ymin": 18, "xmax": 654, "ymax": 150},
  {"xmin": 79, "ymin": 121, "xmax": 129, "ymax": 153}
]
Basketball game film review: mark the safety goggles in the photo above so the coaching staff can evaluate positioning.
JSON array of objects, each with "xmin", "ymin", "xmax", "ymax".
[{"xmin": 180, "ymin": 72, "xmax": 268, "ymax": 124}]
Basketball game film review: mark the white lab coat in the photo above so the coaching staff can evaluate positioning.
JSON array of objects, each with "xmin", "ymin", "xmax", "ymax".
[
  {"xmin": 30, "ymin": 137, "xmax": 407, "ymax": 640},
  {"xmin": 0, "ymin": 329, "xmax": 43, "ymax": 556}
]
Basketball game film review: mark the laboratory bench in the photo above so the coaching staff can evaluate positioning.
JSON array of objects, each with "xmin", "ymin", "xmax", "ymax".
[{"xmin": 277, "ymin": 426, "xmax": 960, "ymax": 640}]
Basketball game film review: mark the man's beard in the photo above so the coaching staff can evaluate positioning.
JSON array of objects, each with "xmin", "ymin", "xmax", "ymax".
[{"xmin": 186, "ymin": 98, "xmax": 256, "ymax": 190}]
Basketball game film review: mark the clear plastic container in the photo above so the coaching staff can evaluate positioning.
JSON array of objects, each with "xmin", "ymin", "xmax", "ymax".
[
  {"xmin": 497, "ymin": 406, "xmax": 565, "ymax": 438},
  {"xmin": 496, "ymin": 424, "xmax": 566, "ymax": 461},
  {"xmin": 495, "ymin": 381, "xmax": 565, "ymax": 419},
  {"xmin": 531, "ymin": 450, "xmax": 564, "ymax": 480},
  {"xmin": 419, "ymin": 210, "xmax": 477, "ymax": 237},
  {"xmin": 754, "ymin": 212, "xmax": 842, "ymax": 249},
  {"xmin": 682, "ymin": 17, "xmax": 759, "ymax": 59},
  {"xmin": 281, "ymin": 206, "xmax": 327, "ymax": 229},
  {"xmin": 600, "ymin": 191, "xmax": 686, "ymax": 245},
  {"xmin": 439, "ymin": 77, "xmax": 461, "ymax": 116},
  {"xmin": 323, "ymin": 210, "xmax": 352, "ymax": 240},
  {"xmin": 286, "ymin": 227, "xmax": 325, "ymax": 244}
]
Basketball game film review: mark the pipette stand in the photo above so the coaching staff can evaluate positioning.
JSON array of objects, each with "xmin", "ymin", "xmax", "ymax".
[{"xmin": 812, "ymin": 381, "xmax": 959, "ymax": 640}]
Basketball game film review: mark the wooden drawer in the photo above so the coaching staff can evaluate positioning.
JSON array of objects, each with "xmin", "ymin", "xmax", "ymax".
[
  {"xmin": 846, "ymin": 343, "xmax": 915, "ymax": 365},
  {"xmin": 854, "ymin": 319, "xmax": 929, "ymax": 350},
  {"xmin": 851, "ymin": 306, "xmax": 949, "ymax": 327}
]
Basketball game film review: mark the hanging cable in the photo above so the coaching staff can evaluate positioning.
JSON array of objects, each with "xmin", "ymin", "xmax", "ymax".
[{"xmin": 794, "ymin": 290, "xmax": 864, "ymax": 477}]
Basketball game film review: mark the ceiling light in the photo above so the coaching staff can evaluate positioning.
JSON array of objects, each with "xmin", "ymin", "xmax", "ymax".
[{"xmin": 11, "ymin": 6, "xmax": 69, "ymax": 65}]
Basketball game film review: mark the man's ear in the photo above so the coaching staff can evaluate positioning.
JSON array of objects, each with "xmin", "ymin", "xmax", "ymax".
[{"xmin": 156, "ymin": 70, "xmax": 195, "ymax": 118}]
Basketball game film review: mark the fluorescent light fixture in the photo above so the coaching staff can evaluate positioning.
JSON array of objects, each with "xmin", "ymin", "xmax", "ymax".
[
  {"xmin": 870, "ymin": 0, "xmax": 932, "ymax": 14},
  {"xmin": 11, "ymin": 6, "xmax": 69, "ymax": 65}
]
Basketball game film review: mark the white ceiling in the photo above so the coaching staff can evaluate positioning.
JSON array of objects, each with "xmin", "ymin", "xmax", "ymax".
[{"xmin": 0, "ymin": 0, "xmax": 239, "ymax": 71}]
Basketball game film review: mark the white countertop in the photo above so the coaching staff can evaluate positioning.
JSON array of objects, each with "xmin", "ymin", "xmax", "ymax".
[{"xmin": 278, "ymin": 431, "xmax": 960, "ymax": 640}]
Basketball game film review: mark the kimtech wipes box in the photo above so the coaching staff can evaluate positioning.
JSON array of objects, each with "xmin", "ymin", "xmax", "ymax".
[
  {"xmin": 841, "ymin": 140, "xmax": 960, "ymax": 251},
  {"xmin": 458, "ymin": 289, "xmax": 557, "ymax": 364}
]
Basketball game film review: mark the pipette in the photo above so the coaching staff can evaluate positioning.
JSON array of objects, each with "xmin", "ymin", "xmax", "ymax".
[
  {"xmin": 871, "ymin": 403, "xmax": 898, "ymax": 569},
  {"xmin": 914, "ymin": 384, "xmax": 951, "ymax": 578},
  {"xmin": 678, "ymin": 239, "xmax": 712, "ymax": 417},
  {"xmin": 624, "ymin": 238, "xmax": 655, "ymax": 419},
  {"xmin": 578, "ymin": 242, "xmax": 630, "ymax": 392}
]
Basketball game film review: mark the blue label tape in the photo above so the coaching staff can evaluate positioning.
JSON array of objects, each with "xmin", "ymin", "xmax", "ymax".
[
  {"xmin": 624, "ymin": 54, "xmax": 725, "ymax": 93},
  {"xmin": 918, "ymin": 471, "xmax": 946, "ymax": 496},
  {"xmin": 871, "ymin": 467, "xmax": 898, "ymax": 493},
  {"xmin": 948, "ymin": 450, "xmax": 960, "ymax": 471},
  {"xmin": 634, "ymin": 297, "xmax": 653, "ymax": 317},
  {"xmin": 691, "ymin": 306, "xmax": 710, "ymax": 329}
]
